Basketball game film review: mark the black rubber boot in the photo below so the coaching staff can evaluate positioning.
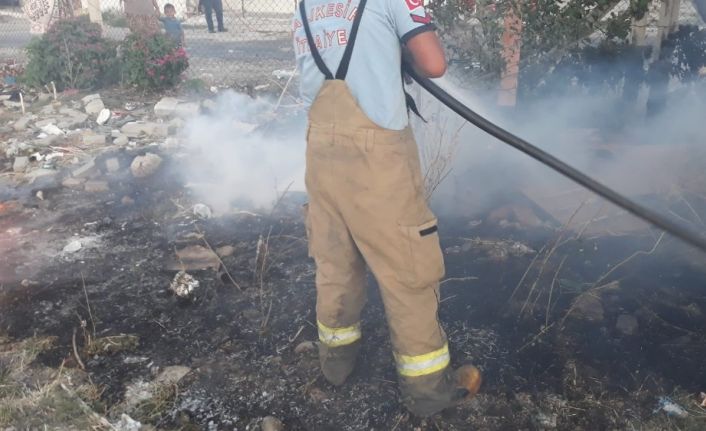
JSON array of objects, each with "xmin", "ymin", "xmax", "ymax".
[
  {"xmin": 318, "ymin": 341, "xmax": 361, "ymax": 386},
  {"xmin": 400, "ymin": 365, "xmax": 481, "ymax": 417}
]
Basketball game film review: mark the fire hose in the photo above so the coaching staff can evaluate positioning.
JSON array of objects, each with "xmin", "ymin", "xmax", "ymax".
[{"xmin": 406, "ymin": 67, "xmax": 706, "ymax": 254}]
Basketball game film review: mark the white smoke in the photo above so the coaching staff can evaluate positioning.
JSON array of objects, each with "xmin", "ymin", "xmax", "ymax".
[{"xmin": 180, "ymin": 91, "xmax": 307, "ymax": 213}]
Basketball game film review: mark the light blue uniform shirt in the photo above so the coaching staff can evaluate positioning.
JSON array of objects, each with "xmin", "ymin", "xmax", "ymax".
[{"xmin": 293, "ymin": 0, "xmax": 435, "ymax": 130}]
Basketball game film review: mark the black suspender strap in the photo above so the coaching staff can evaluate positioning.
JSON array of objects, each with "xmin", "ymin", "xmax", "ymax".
[
  {"xmin": 334, "ymin": 0, "xmax": 368, "ymax": 80},
  {"xmin": 299, "ymin": 0, "xmax": 334, "ymax": 80},
  {"xmin": 299, "ymin": 0, "xmax": 368, "ymax": 81}
]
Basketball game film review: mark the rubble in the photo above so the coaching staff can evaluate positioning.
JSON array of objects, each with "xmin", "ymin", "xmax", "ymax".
[
  {"xmin": 13, "ymin": 115, "xmax": 33, "ymax": 131},
  {"xmin": 571, "ymin": 294, "xmax": 605, "ymax": 322},
  {"xmin": 114, "ymin": 134, "xmax": 129, "ymax": 146},
  {"xmin": 175, "ymin": 102, "xmax": 201, "ymax": 117},
  {"xmin": 168, "ymin": 245, "xmax": 220, "ymax": 271},
  {"xmin": 261, "ymin": 416, "xmax": 285, "ymax": 431},
  {"xmin": 12, "ymin": 156, "xmax": 29, "ymax": 172},
  {"xmin": 62, "ymin": 177, "xmax": 86, "ymax": 189},
  {"xmin": 193, "ymin": 203, "xmax": 212, "ymax": 219},
  {"xmin": 83, "ymin": 94, "xmax": 105, "ymax": 116},
  {"xmin": 294, "ymin": 341, "xmax": 317, "ymax": 354},
  {"xmin": 72, "ymin": 159, "xmax": 97, "ymax": 179},
  {"xmin": 130, "ymin": 153, "xmax": 162, "ymax": 178},
  {"xmin": 96, "ymin": 108, "xmax": 111, "ymax": 125},
  {"xmin": 82, "ymin": 132, "xmax": 107, "ymax": 146},
  {"xmin": 154, "ymin": 97, "xmax": 180, "ymax": 117},
  {"xmin": 40, "ymin": 123, "xmax": 65, "ymax": 136},
  {"xmin": 63, "ymin": 240, "xmax": 83, "ymax": 253},
  {"xmin": 105, "ymin": 158, "xmax": 121, "ymax": 173},
  {"xmin": 615, "ymin": 314, "xmax": 639, "ymax": 335},
  {"xmin": 170, "ymin": 271, "xmax": 199, "ymax": 298},
  {"xmin": 84, "ymin": 180, "xmax": 109, "ymax": 193},
  {"xmin": 114, "ymin": 414, "xmax": 142, "ymax": 431},
  {"xmin": 121, "ymin": 121, "xmax": 169, "ymax": 138}
]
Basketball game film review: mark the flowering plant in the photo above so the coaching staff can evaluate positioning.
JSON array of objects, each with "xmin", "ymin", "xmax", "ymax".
[{"xmin": 122, "ymin": 33, "xmax": 189, "ymax": 90}]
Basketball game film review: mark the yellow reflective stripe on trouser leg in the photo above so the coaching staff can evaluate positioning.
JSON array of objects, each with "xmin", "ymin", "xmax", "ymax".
[
  {"xmin": 317, "ymin": 320, "xmax": 362, "ymax": 347},
  {"xmin": 394, "ymin": 343, "xmax": 451, "ymax": 377}
]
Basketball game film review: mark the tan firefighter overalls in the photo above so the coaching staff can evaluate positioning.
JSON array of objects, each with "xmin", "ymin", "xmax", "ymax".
[{"xmin": 300, "ymin": 0, "xmax": 466, "ymax": 416}]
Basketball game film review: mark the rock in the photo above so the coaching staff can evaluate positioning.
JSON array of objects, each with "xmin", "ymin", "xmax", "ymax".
[
  {"xmin": 168, "ymin": 245, "xmax": 220, "ymax": 271},
  {"xmin": 114, "ymin": 135, "xmax": 129, "ymax": 146},
  {"xmin": 571, "ymin": 294, "xmax": 604, "ymax": 322},
  {"xmin": 130, "ymin": 153, "xmax": 162, "ymax": 178},
  {"xmin": 40, "ymin": 123, "xmax": 65, "ymax": 136},
  {"xmin": 114, "ymin": 414, "xmax": 142, "ymax": 431},
  {"xmin": 96, "ymin": 108, "xmax": 111, "ymax": 125},
  {"xmin": 193, "ymin": 203, "xmax": 212, "ymax": 219},
  {"xmin": 12, "ymin": 156, "xmax": 29, "ymax": 172},
  {"xmin": 534, "ymin": 412, "xmax": 557, "ymax": 429},
  {"xmin": 81, "ymin": 93, "xmax": 101, "ymax": 105},
  {"xmin": 105, "ymin": 158, "xmax": 121, "ymax": 173},
  {"xmin": 294, "ymin": 341, "xmax": 317, "ymax": 354},
  {"xmin": 82, "ymin": 132, "xmax": 106, "ymax": 146},
  {"xmin": 72, "ymin": 159, "xmax": 97, "ymax": 178},
  {"xmin": 170, "ymin": 271, "xmax": 199, "ymax": 298},
  {"xmin": 57, "ymin": 108, "xmax": 89, "ymax": 129},
  {"xmin": 202, "ymin": 99, "xmax": 217, "ymax": 112},
  {"xmin": 84, "ymin": 180, "xmax": 109, "ymax": 193},
  {"xmin": 154, "ymin": 97, "xmax": 181, "ymax": 117},
  {"xmin": 85, "ymin": 98, "xmax": 105, "ymax": 116},
  {"xmin": 175, "ymin": 102, "xmax": 201, "ymax": 117},
  {"xmin": 62, "ymin": 177, "xmax": 86, "ymax": 190},
  {"xmin": 121, "ymin": 121, "xmax": 169, "ymax": 138},
  {"xmin": 261, "ymin": 416, "xmax": 284, "ymax": 431},
  {"xmin": 616, "ymin": 314, "xmax": 638, "ymax": 335},
  {"xmin": 25, "ymin": 168, "xmax": 58, "ymax": 183},
  {"xmin": 13, "ymin": 115, "xmax": 33, "ymax": 131},
  {"xmin": 63, "ymin": 240, "xmax": 82, "ymax": 253},
  {"xmin": 216, "ymin": 245, "xmax": 235, "ymax": 257},
  {"xmin": 121, "ymin": 196, "xmax": 135, "ymax": 205},
  {"xmin": 154, "ymin": 366, "xmax": 191, "ymax": 385}
]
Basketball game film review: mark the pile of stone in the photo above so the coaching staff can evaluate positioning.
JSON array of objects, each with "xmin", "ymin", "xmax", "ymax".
[{"xmin": 0, "ymin": 93, "xmax": 213, "ymax": 195}]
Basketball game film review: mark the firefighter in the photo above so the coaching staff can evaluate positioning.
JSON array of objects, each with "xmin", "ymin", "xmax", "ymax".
[{"xmin": 293, "ymin": 0, "xmax": 481, "ymax": 417}]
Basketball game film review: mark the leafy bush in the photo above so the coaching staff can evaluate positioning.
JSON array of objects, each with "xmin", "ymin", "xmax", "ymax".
[
  {"xmin": 102, "ymin": 9, "xmax": 128, "ymax": 28},
  {"xmin": 121, "ymin": 33, "xmax": 189, "ymax": 90},
  {"xmin": 22, "ymin": 16, "xmax": 117, "ymax": 90}
]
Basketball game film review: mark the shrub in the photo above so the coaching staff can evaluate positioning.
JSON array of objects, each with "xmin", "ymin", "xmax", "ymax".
[
  {"xmin": 102, "ymin": 9, "xmax": 128, "ymax": 28},
  {"xmin": 22, "ymin": 16, "xmax": 117, "ymax": 90},
  {"xmin": 121, "ymin": 33, "xmax": 189, "ymax": 90}
]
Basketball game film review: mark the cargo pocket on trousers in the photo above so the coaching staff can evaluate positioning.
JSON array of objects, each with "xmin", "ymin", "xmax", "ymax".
[
  {"xmin": 397, "ymin": 218, "xmax": 446, "ymax": 289},
  {"xmin": 302, "ymin": 203, "xmax": 315, "ymax": 258}
]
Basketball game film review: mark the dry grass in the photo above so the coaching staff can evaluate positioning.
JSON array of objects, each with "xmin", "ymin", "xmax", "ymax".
[
  {"xmin": 413, "ymin": 102, "xmax": 466, "ymax": 201},
  {"xmin": 0, "ymin": 335, "xmax": 110, "ymax": 429}
]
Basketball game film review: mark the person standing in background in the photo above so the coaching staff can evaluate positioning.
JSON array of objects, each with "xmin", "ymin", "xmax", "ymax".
[
  {"xmin": 123, "ymin": 0, "xmax": 161, "ymax": 35},
  {"xmin": 158, "ymin": 3, "xmax": 185, "ymax": 47},
  {"xmin": 202, "ymin": 0, "xmax": 226, "ymax": 33}
]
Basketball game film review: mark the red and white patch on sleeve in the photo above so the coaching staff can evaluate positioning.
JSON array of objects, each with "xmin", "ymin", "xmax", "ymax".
[
  {"xmin": 405, "ymin": 0, "xmax": 423, "ymax": 11},
  {"xmin": 410, "ymin": 11, "xmax": 432, "ymax": 24}
]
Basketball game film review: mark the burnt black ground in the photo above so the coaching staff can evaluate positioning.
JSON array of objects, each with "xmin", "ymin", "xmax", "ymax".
[{"xmin": 1, "ymin": 150, "xmax": 706, "ymax": 430}]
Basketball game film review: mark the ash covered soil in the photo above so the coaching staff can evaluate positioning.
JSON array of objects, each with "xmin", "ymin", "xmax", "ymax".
[{"xmin": 2, "ymin": 94, "xmax": 706, "ymax": 430}]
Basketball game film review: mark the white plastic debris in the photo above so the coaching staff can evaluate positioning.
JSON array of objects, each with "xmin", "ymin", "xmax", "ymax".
[
  {"xmin": 114, "ymin": 414, "xmax": 142, "ymax": 431},
  {"xmin": 193, "ymin": 203, "xmax": 212, "ymax": 219},
  {"xmin": 272, "ymin": 69, "xmax": 296, "ymax": 79},
  {"xmin": 63, "ymin": 240, "xmax": 82, "ymax": 253},
  {"xmin": 40, "ymin": 123, "xmax": 65, "ymax": 136},
  {"xmin": 654, "ymin": 397, "xmax": 688, "ymax": 418},
  {"xmin": 96, "ymin": 108, "xmax": 111, "ymax": 125},
  {"xmin": 170, "ymin": 271, "xmax": 199, "ymax": 298}
]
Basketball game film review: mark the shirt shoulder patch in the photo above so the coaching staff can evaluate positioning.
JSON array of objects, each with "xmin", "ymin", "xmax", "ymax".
[{"xmin": 404, "ymin": 0, "xmax": 423, "ymax": 11}]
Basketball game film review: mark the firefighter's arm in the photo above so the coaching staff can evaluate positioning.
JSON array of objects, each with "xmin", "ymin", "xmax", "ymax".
[{"xmin": 404, "ymin": 32, "xmax": 446, "ymax": 78}]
